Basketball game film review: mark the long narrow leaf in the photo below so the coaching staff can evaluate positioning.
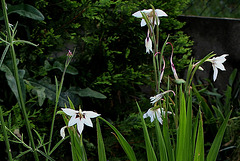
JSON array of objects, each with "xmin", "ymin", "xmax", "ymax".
[
  {"xmin": 155, "ymin": 119, "xmax": 168, "ymax": 161},
  {"xmin": 176, "ymin": 85, "xmax": 187, "ymax": 161},
  {"xmin": 193, "ymin": 111, "xmax": 204, "ymax": 161},
  {"xmin": 136, "ymin": 102, "xmax": 157, "ymax": 161},
  {"xmin": 206, "ymin": 111, "xmax": 231, "ymax": 161},
  {"xmin": 192, "ymin": 84, "xmax": 214, "ymax": 120},
  {"xmin": 186, "ymin": 90, "xmax": 193, "ymax": 161},
  {"xmin": 49, "ymin": 136, "xmax": 69, "ymax": 155},
  {"xmin": 0, "ymin": 44, "xmax": 9, "ymax": 68},
  {"xmin": 15, "ymin": 149, "xmax": 32, "ymax": 159},
  {"xmin": 99, "ymin": 117, "xmax": 137, "ymax": 161},
  {"xmin": 96, "ymin": 118, "xmax": 107, "ymax": 161},
  {"xmin": 37, "ymin": 149, "xmax": 55, "ymax": 161}
]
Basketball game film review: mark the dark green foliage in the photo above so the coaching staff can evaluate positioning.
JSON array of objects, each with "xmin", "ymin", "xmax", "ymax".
[{"xmin": 0, "ymin": 0, "xmax": 193, "ymax": 160}]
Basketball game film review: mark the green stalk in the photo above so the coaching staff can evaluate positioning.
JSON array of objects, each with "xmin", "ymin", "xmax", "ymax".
[
  {"xmin": 0, "ymin": 107, "xmax": 13, "ymax": 161},
  {"xmin": 47, "ymin": 51, "xmax": 73, "ymax": 157},
  {"xmin": 0, "ymin": 1, "xmax": 39, "ymax": 160}
]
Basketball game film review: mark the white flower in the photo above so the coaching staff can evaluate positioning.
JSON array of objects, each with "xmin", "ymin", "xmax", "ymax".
[
  {"xmin": 132, "ymin": 9, "xmax": 168, "ymax": 27},
  {"xmin": 150, "ymin": 90, "xmax": 175, "ymax": 104},
  {"xmin": 143, "ymin": 107, "xmax": 172, "ymax": 124},
  {"xmin": 207, "ymin": 54, "xmax": 228, "ymax": 81},
  {"xmin": 145, "ymin": 36, "xmax": 152, "ymax": 53},
  {"xmin": 61, "ymin": 108, "xmax": 100, "ymax": 136}
]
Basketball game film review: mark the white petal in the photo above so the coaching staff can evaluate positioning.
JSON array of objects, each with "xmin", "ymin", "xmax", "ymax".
[
  {"xmin": 141, "ymin": 19, "xmax": 147, "ymax": 27},
  {"xmin": 83, "ymin": 111, "xmax": 100, "ymax": 118},
  {"xmin": 215, "ymin": 62, "xmax": 226, "ymax": 71},
  {"xmin": 60, "ymin": 126, "xmax": 67, "ymax": 139},
  {"xmin": 68, "ymin": 115, "xmax": 79, "ymax": 126},
  {"xmin": 157, "ymin": 116, "xmax": 163, "ymax": 124},
  {"xmin": 142, "ymin": 9, "xmax": 152, "ymax": 14},
  {"xmin": 155, "ymin": 9, "xmax": 168, "ymax": 17},
  {"xmin": 62, "ymin": 108, "xmax": 78, "ymax": 116},
  {"xmin": 83, "ymin": 118, "xmax": 93, "ymax": 127},
  {"xmin": 150, "ymin": 93, "xmax": 163, "ymax": 104},
  {"xmin": 150, "ymin": 113, "xmax": 155, "ymax": 122},
  {"xmin": 213, "ymin": 66, "xmax": 218, "ymax": 81},
  {"xmin": 132, "ymin": 11, "xmax": 143, "ymax": 18},
  {"xmin": 167, "ymin": 110, "xmax": 172, "ymax": 114},
  {"xmin": 77, "ymin": 122, "xmax": 84, "ymax": 135},
  {"xmin": 143, "ymin": 111, "xmax": 149, "ymax": 118},
  {"xmin": 216, "ymin": 54, "xmax": 228, "ymax": 63},
  {"xmin": 143, "ymin": 108, "xmax": 155, "ymax": 121},
  {"xmin": 156, "ymin": 108, "xmax": 162, "ymax": 116},
  {"xmin": 145, "ymin": 37, "xmax": 152, "ymax": 53}
]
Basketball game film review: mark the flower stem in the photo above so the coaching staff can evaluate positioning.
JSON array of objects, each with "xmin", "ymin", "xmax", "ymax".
[
  {"xmin": 0, "ymin": 1, "xmax": 39, "ymax": 160},
  {"xmin": 47, "ymin": 50, "xmax": 74, "ymax": 158},
  {"xmin": 0, "ymin": 107, "xmax": 13, "ymax": 161}
]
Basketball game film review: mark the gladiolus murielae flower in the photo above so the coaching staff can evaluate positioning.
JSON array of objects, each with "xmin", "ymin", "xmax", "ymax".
[
  {"xmin": 145, "ymin": 30, "xmax": 152, "ymax": 53},
  {"xmin": 150, "ymin": 90, "xmax": 175, "ymax": 105},
  {"xmin": 143, "ymin": 107, "xmax": 172, "ymax": 124},
  {"xmin": 60, "ymin": 108, "xmax": 100, "ymax": 138},
  {"xmin": 132, "ymin": 9, "xmax": 168, "ymax": 27},
  {"xmin": 207, "ymin": 54, "xmax": 228, "ymax": 81}
]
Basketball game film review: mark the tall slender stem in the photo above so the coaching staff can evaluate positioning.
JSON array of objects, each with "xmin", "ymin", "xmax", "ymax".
[
  {"xmin": 47, "ymin": 52, "xmax": 73, "ymax": 157},
  {"xmin": 0, "ymin": 107, "xmax": 13, "ymax": 161},
  {"xmin": 0, "ymin": 1, "xmax": 39, "ymax": 160}
]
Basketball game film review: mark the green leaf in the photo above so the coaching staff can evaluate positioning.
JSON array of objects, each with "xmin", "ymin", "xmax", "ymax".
[
  {"xmin": 37, "ymin": 149, "xmax": 55, "ymax": 161},
  {"xmin": 212, "ymin": 105, "xmax": 224, "ymax": 121},
  {"xmin": 96, "ymin": 118, "xmax": 107, "ymax": 161},
  {"xmin": 192, "ymin": 84, "xmax": 214, "ymax": 120},
  {"xmin": 193, "ymin": 111, "xmax": 204, "ymax": 161},
  {"xmin": 27, "ymin": 77, "xmax": 81, "ymax": 107},
  {"xmin": 44, "ymin": 60, "xmax": 78, "ymax": 75},
  {"xmin": 69, "ymin": 87, "xmax": 107, "ymax": 99},
  {"xmin": 186, "ymin": 90, "xmax": 193, "ymax": 161},
  {"xmin": 0, "ymin": 62, "xmax": 26, "ymax": 102},
  {"xmin": 49, "ymin": 136, "xmax": 69, "ymax": 155},
  {"xmin": 15, "ymin": 149, "xmax": 32, "ymax": 159},
  {"xmin": 53, "ymin": 61, "xmax": 78, "ymax": 75},
  {"xmin": 223, "ymin": 85, "xmax": 232, "ymax": 115},
  {"xmin": 99, "ymin": 117, "xmax": 137, "ymax": 161},
  {"xmin": 229, "ymin": 68, "xmax": 237, "ymax": 86},
  {"xmin": 0, "ymin": 4, "xmax": 44, "ymax": 21},
  {"xmin": 206, "ymin": 111, "xmax": 231, "ymax": 161},
  {"xmin": 176, "ymin": 85, "xmax": 187, "ymax": 161},
  {"xmin": 155, "ymin": 119, "xmax": 168, "ymax": 161},
  {"xmin": 32, "ymin": 86, "xmax": 46, "ymax": 106},
  {"xmin": 0, "ymin": 45, "xmax": 9, "ymax": 68},
  {"xmin": 13, "ymin": 40, "xmax": 38, "ymax": 47},
  {"xmin": 163, "ymin": 117, "xmax": 174, "ymax": 161},
  {"xmin": 136, "ymin": 102, "xmax": 157, "ymax": 161}
]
